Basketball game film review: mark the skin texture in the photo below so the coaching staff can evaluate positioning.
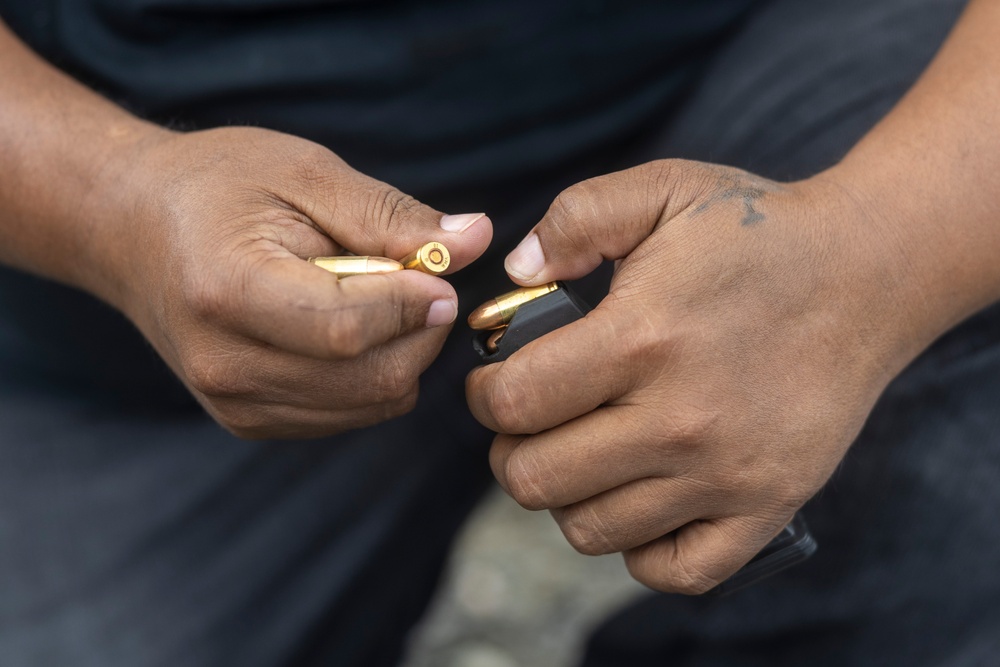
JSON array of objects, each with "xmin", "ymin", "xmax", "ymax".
[
  {"xmin": 467, "ymin": 0, "xmax": 1000, "ymax": 594},
  {"xmin": 2, "ymin": 0, "xmax": 999, "ymax": 594},
  {"xmin": 0, "ymin": 21, "xmax": 493, "ymax": 439}
]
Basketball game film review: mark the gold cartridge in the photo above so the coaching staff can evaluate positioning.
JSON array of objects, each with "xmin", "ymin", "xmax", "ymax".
[
  {"xmin": 467, "ymin": 282, "xmax": 560, "ymax": 331},
  {"xmin": 400, "ymin": 242, "xmax": 451, "ymax": 275},
  {"xmin": 308, "ymin": 256, "xmax": 404, "ymax": 278}
]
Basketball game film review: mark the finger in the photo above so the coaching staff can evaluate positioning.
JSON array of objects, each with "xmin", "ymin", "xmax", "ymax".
[
  {"xmin": 191, "ymin": 245, "xmax": 458, "ymax": 362},
  {"xmin": 283, "ymin": 149, "xmax": 493, "ymax": 273},
  {"xmin": 622, "ymin": 515, "xmax": 785, "ymax": 595},
  {"xmin": 488, "ymin": 405, "xmax": 702, "ymax": 510},
  {"xmin": 467, "ymin": 306, "xmax": 659, "ymax": 434},
  {"xmin": 548, "ymin": 476, "xmax": 730, "ymax": 556},
  {"xmin": 315, "ymin": 324, "xmax": 448, "ymax": 406},
  {"xmin": 182, "ymin": 325, "xmax": 449, "ymax": 411},
  {"xmin": 504, "ymin": 160, "xmax": 698, "ymax": 284}
]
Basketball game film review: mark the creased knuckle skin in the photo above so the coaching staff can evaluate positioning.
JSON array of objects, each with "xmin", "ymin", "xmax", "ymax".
[
  {"xmin": 372, "ymin": 368, "xmax": 418, "ymax": 406},
  {"xmin": 183, "ymin": 355, "xmax": 246, "ymax": 399},
  {"xmin": 483, "ymin": 373, "xmax": 528, "ymax": 434},
  {"xmin": 670, "ymin": 558, "xmax": 724, "ymax": 596},
  {"xmin": 618, "ymin": 319, "xmax": 665, "ymax": 370},
  {"xmin": 370, "ymin": 350, "xmax": 418, "ymax": 403},
  {"xmin": 549, "ymin": 187, "xmax": 586, "ymax": 226},
  {"xmin": 504, "ymin": 453, "xmax": 551, "ymax": 510},
  {"xmin": 642, "ymin": 159, "xmax": 680, "ymax": 212},
  {"xmin": 547, "ymin": 186, "xmax": 595, "ymax": 247},
  {"xmin": 182, "ymin": 273, "xmax": 230, "ymax": 322},
  {"xmin": 369, "ymin": 188, "xmax": 421, "ymax": 233},
  {"xmin": 288, "ymin": 142, "xmax": 344, "ymax": 187},
  {"xmin": 663, "ymin": 407, "xmax": 721, "ymax": 451},
  {"xmin": 625, "ymin": 549, "xmax": 723, "ymax": 595},
  {"xmin": 323, "ymin": 312, "xmax": 368, "ymax": 360},
  {"xmin": 559, "ymin": 507, "xmax": 617, "ymax": 556}
]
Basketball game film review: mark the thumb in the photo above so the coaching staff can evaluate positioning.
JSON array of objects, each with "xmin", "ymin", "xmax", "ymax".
[
  {"xmin": 305, "ymin": 166, "xmax": 493, "ymax": 274},
  {"xmin": 504, "ymin": 160, "xmax": 695, "ymax": 285}
]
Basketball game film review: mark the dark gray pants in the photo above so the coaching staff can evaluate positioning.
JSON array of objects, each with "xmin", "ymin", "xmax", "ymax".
[
  {"xmin": 1, "ymin": 0, "xmax": 993, "ymax": 665},
  {"xmin": 584, "ymin": 0, "xmax": 1000, "ymax": 665}
]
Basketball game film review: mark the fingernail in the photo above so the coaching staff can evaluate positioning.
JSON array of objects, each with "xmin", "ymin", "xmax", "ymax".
[
  {"xmin": 440, "ymin": 212, "xmax": 486, "ymax": 233},
  {"xmin": 426, "ymin": 299, "xmax": 458, "ymax": 327},
  {"xmin": 505, "ymin": 233, "xmax": 545, "ymax": 281}
]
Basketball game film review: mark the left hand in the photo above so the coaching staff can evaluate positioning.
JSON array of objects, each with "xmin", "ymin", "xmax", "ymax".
[{"xmin": 466, "ymin": 159, "xmax": 928, "ymax": 594}]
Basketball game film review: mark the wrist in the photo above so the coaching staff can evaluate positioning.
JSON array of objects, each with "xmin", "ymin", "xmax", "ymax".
[
  {"xmin": 803, "ymin": 158, "xmax": 999, "ymax": 380},
  {"xmin": 791, "ymin": 169, "xmax": 948, "ymax": 385},
  {"xmin": 76, "ymin": 121, "xmax": 177, "ymax": 314}
]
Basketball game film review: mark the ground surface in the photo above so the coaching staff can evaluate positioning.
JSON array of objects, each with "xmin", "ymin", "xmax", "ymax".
[{"xmin": 402, "ymin": 486, "xmax": 647, "ymax": 667}]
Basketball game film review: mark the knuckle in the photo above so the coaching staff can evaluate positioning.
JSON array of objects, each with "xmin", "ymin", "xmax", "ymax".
[
  {"xmin": 623, "ymin": 545, "xmax": 723, "ymax": 596},
  {"xmin": 181, "ymin": 272, "xmax": 230, "ymax": 321},
  {"xmin": 642, "ymin": 159, "xmax": 682, "ymax": 210},
  {"xmin": 617, "ymin": 337, "xmax": 658, "ymax": 393},
  {"xmin": 620, "ymin": 316, "xmax": 665, "ymax": 364},
  {"xmin": 559, "ymin": 506, "xmax": 617, "ymax": 555},
  {"xmin": 550, "ymin": 182, "xmax": 595, "ymax": 225},
  {"xmin": 368, "ymin": 187, "xmax": 422, "ymax": 233},
  {"xmin": 384, "ymin": 388, "xmax": 420, "ymax": 420},
  {"xmin": 289, "ymin": 142, "xmax": 343, "ymax": 185},
  {"xmin": 768, "ymin": 477, "xmax": 814, "ymax": 516},
  {"xmin": 548, "ymin": 185, "xmax": 597, "ymax": 248},
  {"xmin": 504, "ymin": 453, "xmax": 551, "ymax": 510},
  {"xmin": 323, "ymin": 312, "xmax": 368, "ymax": 359},
  {"xmin": 378, "ymin": 372, "xmax": 415, "ymax": 404},
  {"xmin": 623, "ymin": 551, "xmax": 657, "ymax": 589},
  {"xmin": 663, "ymin": 405, "xmax": 721, "ymax": 448},
  {"xmin": 374, "ymin": 371, "xmax": 418, "ymax": 407},
  {"xmin": 487, "ymin": 439, "xmax": 511, "ymax": 484},
  {"xmin": 652, "ymin": 158, "xmax": 714, "ymax": 208},
  {"xmin": 484, "ymin": 372, "xmax": 530, "ymax": 434},
  {"xmin": 617, "ymin": 314, "xmax": 682, "ymax": 383},
  {"xmin": 372, "ymin": 350, "xmax": 417, "ymax": 403},
  {"xmin": 671, "ymin": 557, "xmax": 725, "ymax": 595},
  {"xmin": 183, "ymin": 353, "xmax": 249, "ymax": 399}
]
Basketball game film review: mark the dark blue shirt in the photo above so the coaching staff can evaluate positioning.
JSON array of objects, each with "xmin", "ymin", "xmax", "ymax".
[{"xmin": 0, "ymin": 0, "xmax": 758, "ymax": 406}]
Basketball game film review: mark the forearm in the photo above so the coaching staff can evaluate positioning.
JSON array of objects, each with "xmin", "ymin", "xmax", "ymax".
[
  {"xmin": 828, "ymin": 0, "xmax": 1000, "ymax": 350},
  {"xmin": 0, "ymin": 19, "xmax": 168, "ymax": 307}
]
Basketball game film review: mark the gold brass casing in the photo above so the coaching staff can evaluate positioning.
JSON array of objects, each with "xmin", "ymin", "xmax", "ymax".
[
  {"xmin": 400, "ymin": 242, "xmax": 451, "ymax": 275},
  {"xmin": 467, "ymin": 282, "xmax": 560, "ymax": 331},
  {"xmin": 308, "ymin": 256, "xmax": 404, "ymax": 278}
]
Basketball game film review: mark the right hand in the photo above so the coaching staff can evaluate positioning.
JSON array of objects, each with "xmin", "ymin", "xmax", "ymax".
[{"xmin": 94, "ymin": 126, "xmax": 492, "ymax": 439}]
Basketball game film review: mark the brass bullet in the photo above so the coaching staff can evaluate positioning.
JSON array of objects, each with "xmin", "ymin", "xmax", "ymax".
[
  {"xmin": 467, "ymin": 282, "xmax": 560, "ymax": 331},
  {"xmin": 485, "ymin": 328, "xmax": 506, "ymax": 354},
  {"xmin": 400, "ymin": 241, "xmax": 451, "ymax": 275},
  {"xmin": 308, "ymin": 255, "xmax": 404, "ymax": 278}
]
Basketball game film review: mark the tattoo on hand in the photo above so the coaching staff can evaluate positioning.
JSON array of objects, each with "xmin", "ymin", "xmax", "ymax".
[{"xmin": 693, "ymin": 168, "xmax": 781, "ymax": 226}]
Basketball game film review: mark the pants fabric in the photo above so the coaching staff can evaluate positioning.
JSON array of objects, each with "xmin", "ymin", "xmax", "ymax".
[{"xmin": 1, "ymin": 0, "xmax": 995, "ymax": 665}]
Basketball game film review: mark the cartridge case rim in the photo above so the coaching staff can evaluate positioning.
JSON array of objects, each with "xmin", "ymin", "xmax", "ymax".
[{"xmin": 401, "ymin": 241, "xmax": 451, "ymax": 275}]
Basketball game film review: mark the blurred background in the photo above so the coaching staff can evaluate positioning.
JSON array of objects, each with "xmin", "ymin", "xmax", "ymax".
[{"xmin": 402, "ymin": 485, "xmax": 647, "ymax": 667}]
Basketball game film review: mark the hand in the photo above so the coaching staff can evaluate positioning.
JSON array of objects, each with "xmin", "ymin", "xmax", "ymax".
[
  {"xmin": 466, "ymin": 160, "xmax": 926, "ymax": 593},
  {"xmin": 98, "ymin": 126, "xmax": 491, "ymax": 438}
]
